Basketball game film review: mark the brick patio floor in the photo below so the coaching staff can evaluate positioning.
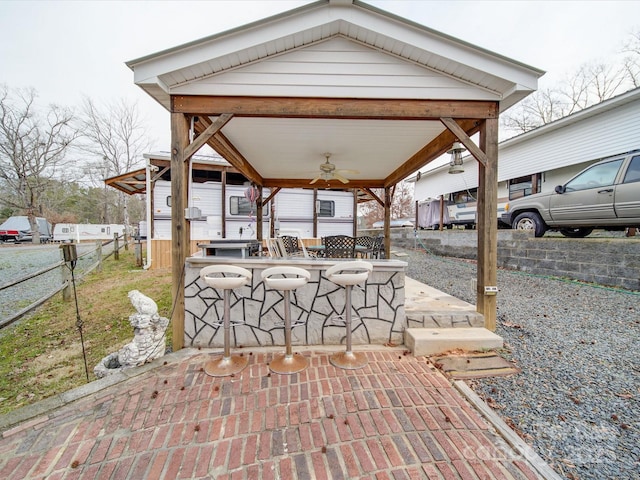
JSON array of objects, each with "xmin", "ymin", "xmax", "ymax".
[{"xmin": 0, "ymin": 348, "xmax": 548, "ymax": 479}]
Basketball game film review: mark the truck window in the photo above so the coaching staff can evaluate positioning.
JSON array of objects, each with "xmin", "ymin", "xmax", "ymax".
[
  {"xmin": 565, "ymin": 159, "xmax": 623, "ymax": 192},
  {"xmin": 623, "ymin": 155, "xmax": 640, "ymax": 184}
]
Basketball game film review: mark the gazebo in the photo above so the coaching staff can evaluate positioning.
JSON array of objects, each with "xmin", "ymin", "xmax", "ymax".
[{"xmin": 126, "ymin": 0, "xmax": 543, "ymax": 350}]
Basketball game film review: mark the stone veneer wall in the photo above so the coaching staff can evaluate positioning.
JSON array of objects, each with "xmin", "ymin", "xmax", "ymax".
[
  {"xmin": 184, "ymin": 263, "xmax": 406, "ymax": 348},
  {"xmin": 360, "ymin": 228, "xmax": 640, "ymax": 291}
]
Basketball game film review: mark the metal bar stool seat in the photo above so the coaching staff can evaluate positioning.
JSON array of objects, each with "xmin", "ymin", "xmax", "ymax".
[
  {"xmin": 200, "ymin": 265, "xmax": 252, "ymax": 377},
  {"xmin": 261, "ymin": 266, "xmax": 311, "ymax": 375},
  {"xmin": 325, "ymin": 260, "xmax": 373, "ymax": 369}
]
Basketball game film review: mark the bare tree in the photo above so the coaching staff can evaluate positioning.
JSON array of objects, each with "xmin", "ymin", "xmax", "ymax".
[
  {"xmin": 0, "ymin": 86, "xmax": 79, "ymax": 242},
  {"xmin": 359, "ymin": 181, "xmax": 414, "ymax": 229},
  {"xmin": 502, "ymin": 27, "xmax": 640, "ymax": 137},
  {"xmin": 78, "ymin": 97, "xmax": 152, "ymax": 226},
  {"xmin": 622, "ymin": 28, "xmax": 640, "ymax": 87}
]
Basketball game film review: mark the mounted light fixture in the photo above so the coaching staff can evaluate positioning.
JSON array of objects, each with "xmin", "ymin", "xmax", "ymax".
[{"xmin": 447, "ymin": 141, "xmax": 466, "ymax": 174}]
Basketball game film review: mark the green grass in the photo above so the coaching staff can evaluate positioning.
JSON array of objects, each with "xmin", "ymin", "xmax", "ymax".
[{"xmin": 0, "ymin": 251, "xmax": 172, "ymax": 415}]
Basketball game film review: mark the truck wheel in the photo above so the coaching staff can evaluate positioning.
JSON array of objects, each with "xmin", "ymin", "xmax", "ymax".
[
  {"xmin": 513, "ymin": 212, "xmax": 546, "ymax": 237},
  {"xmin": 559, "ymin": 227, "xmax": 593, "ymax": 238}
]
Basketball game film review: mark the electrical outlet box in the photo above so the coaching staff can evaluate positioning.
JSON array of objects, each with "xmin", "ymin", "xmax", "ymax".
[
  {"xmin": 484, "ymin": 286, "xmax": 498, "ymax": 295},
  {"xmin": 185, "ymin": 207, "xmax": 202, "ymax": 219}
]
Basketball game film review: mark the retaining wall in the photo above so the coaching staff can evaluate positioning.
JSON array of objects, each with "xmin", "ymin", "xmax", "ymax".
[{"xmin": 361, "ymin": 228, "xmax": 640, "ymax": 291}]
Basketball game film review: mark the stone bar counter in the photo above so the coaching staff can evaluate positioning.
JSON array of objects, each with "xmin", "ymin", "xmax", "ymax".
[{"xmin": 184, "ymin": 256, "xmax": 408, "ymax": 349}]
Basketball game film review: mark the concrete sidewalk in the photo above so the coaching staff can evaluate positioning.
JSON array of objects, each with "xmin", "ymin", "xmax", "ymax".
[{"xmin": 0, "ymin": 347, "xmax": 555, "ymax": 479}]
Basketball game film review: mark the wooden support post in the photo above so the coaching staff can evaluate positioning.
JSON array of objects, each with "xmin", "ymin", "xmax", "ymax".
[
  {"xmin": 476, "ymin": 118, "xmax": 499, "ymax": 331},
  {"xmin": 312, "ymin": 189, "xmax": 318, "ymax": 239},
  {"xmin": 353, "ymin": 189, "xmax": 359, "ymax": 237},
  {"xmin": 439, "ymin": 196, "xmax": 445, "ymax": 231},
  {"xmin": 384, "ymin": 187, "xmax": 392, "ymax": 258},
  {"xmin": 221, "ymin": 170, "xmax": 227, "ymax": 238},
  {"xmin": 114, "ymin": 233, "xmax": 119, "ymax": 260},
  {"xmin": 171, "ymin": 112, "xmax": 190, "ymax": 351},
  {"xmin": 256, "ymin": 185, "xmax": 263, "ymax": 242}
]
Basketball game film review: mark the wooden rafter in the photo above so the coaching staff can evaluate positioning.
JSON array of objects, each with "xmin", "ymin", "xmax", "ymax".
[
  {"xmin": 184, "ymin": 113, "xmax": 233, "ymax": 159},
  {"xmin": 173, "ymin": 96, "xmax": 499, "ymax": 120},
  {"xmin": 362, "ymin": 188, "xmax": 383, "ymax": 206},
  {"xmin": 384, "ymin": 119, "xmax": 481, "ymax": 187},
  {"xmin": 261, "ymin": 178, "xmax": 384, "ymax": 189}
]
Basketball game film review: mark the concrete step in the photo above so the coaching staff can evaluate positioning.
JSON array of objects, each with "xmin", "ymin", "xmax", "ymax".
[
  {"xmin": 405, "ymin": 327, "xmax": 503, "ymax": 357},
  {"xmin": 404, "ymin": 277, "xmax": 484, "ymax": 328}
]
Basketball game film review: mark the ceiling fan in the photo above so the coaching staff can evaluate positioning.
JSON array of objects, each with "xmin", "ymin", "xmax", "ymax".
[{"xmin": 309, "ymin": 153, "xmax": 358, "ymax": 185}]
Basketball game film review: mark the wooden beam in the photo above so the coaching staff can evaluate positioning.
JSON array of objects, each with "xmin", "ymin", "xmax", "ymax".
[
  {"xmin": 384, "ymin": 119, "xmax": 480, "ymax": 186},
  {"xmin": 263, "ymin": 187, "xmax": 281, "ymax": 205},
  {"xmin": 170, "ymin": 112, "xmax": 189, "ymax": 351},
  {"xmin": 184, "ymin": 113, "xmax": 233, "ymax": 159},
  {"xmin": 440, "ymin": 117, "xmax": 488, "ymax": 167},
  {"xmin": 363, "ymin": 188, "xmax": 384, "ymax": 207},
  {"xmin": 173, "ymin": 95, "xmax": 499, "ymax": 120},
  {"xmin": 262, "ymin": 178, "xmax": 385, "ymax": 189},
  {"xmin": 207, "ymin": 132, "xmax": 264, "ymax": 185}
]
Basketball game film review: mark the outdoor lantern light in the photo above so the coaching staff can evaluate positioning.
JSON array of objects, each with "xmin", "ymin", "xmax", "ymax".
[{"xmin": 447, "ymin": 141, "xmax": 466, "ymax": 174}]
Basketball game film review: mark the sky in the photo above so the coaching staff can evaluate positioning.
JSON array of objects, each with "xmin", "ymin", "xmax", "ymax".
[{"xmin": 1, "ymin": 0, "xmax": 639, "ymax": 153}]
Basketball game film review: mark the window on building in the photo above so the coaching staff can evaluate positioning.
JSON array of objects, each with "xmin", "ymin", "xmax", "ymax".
[
  {"xmin": 317, "ymin": 200, "xmax": 335, "ymax": 217},
  {"xmin": 229, "ymin": 196, "xmax": 269, "ymax": 216},
  {"xmin": 508, "ymin": 173, "xmax": 542, "ymax": 199}
]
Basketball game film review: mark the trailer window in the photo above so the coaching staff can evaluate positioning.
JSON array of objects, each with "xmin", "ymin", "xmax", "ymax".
[
  {"xmin": 229, "ymin": 196, "xmax": 269, "ymax": 216},
  {"xmin": 317, "ymin": 200, "xmax": 335, "ymax": 217},
  {"xmin": 509, "ymin": 173, "xmax": 541, "ymax": 199},
  {"xmin": 451, "ymin": 189, "xmax": 476, "ymax": 204}
]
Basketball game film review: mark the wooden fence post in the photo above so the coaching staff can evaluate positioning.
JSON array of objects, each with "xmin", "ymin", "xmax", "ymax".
[
  {"xmin": 96, "ymin": 240, "xmax": 103, "ymax": 272},
  {"xmin": 114, "ymin": 233, "xmax": 119, "ymax": 260},
  {"xmin": 61, "ymin": 263, "xmax": 71, "ymax": 302}
]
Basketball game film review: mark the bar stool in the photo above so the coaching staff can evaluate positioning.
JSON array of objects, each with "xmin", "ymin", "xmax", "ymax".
[
  {"xmin": 325, "ymin": 260, "xmax": 373, "ymax": 370},
  {"xmin": 261, "ymin": 266, "xmax": 311, "ymax": 375},
  {"xmin": 199, "ymin": 265, "xmax": 252, "ymax": 377}
]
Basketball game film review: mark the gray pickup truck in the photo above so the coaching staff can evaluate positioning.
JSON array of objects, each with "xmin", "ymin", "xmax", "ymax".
[{"xmin": 501, "ymin": 150, "xmax": 640, "ymax": 237}]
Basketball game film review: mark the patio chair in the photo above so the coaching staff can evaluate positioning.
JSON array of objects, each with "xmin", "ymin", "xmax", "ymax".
[
  {"xmin": 279, "ymin": 235, "xmax": 309, "ymax": 258},
  {"xmin": 371, "ymin": 235, "xmax": 385, "ymax": 259},
  {"xmin": 323, "ymin": 235, "xmax": 356, "ymax": 258},
  {"xmin": 355, "ymin": 235, "xmax": 375, "ymax": 258}
]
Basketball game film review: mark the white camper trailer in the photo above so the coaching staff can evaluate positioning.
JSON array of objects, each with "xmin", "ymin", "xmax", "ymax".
[
  {"xmin": 53, "ymin": 224, "xmax": 126, "ymax": 242},
  {"xmin": 150, "ymin": 180, "xmax": 354, "ymax": 241}
]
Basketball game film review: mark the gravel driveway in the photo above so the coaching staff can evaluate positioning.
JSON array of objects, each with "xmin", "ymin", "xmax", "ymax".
[
  {"xmin": 402, "ymin": 247, "xmax": 639, "ymax": 480},
  {"xmin": 0, "ymin": 244, "xmax": 98, "ymax": 323}
]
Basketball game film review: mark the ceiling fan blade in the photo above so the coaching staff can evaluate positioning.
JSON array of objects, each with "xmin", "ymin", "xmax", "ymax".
[
  {"xmin": 337, "ymin": 169, "xmax": 359, "ymax": 175},
  {"xmin": 333, "ymin": 172, "xmax": 349, "ymax": 184},
  {"xmin": 310, "ymin": 175, "xmax": 321, "ymax": 184}
]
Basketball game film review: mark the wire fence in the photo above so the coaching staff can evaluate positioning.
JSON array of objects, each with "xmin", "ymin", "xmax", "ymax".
[{"xmin": 0, "ymin": 235, "xmax": 130, "ymax": 330}]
